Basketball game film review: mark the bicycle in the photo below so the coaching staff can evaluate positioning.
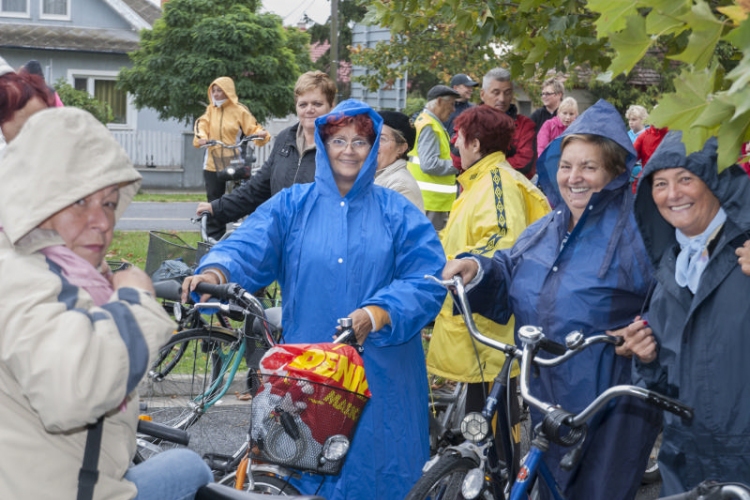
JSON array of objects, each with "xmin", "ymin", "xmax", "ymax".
[
  {"xmin": 660, "ymin": 481, "xmax": 750, "ymax": 500},
  {"xmin": 137, "ymin": 282, "xmax": 279, "ymax": 462},
  {"xmin": 200, "ymin": 135, "xmax": 263, "ymax": 195},
  {"xmin": 135, "ymin": 419, "xmax": 325, "ymax": 500},
  {"xmin": 406, "ymin": 275, "xmax": 694, "ymax": 500}
]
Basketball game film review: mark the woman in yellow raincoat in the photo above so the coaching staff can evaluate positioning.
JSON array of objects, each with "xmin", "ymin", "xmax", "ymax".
[{"xmin": 426, "ymin": 104, "xmax": 549, "ymax": 459}]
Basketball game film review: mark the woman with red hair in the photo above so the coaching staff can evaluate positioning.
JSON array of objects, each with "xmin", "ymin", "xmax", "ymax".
[
  {"xmin": 427, "ymin": 105, "xmax": 549, "ymax": 464},
  {"xmin": 0, "ymin": 57, "xmax": 53, "ymax": 151}
]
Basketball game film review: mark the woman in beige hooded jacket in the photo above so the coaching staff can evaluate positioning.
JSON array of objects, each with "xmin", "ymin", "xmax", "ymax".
[{"xmin": 0, "ymin": 107, "xmax": 212, "ymax": 499}]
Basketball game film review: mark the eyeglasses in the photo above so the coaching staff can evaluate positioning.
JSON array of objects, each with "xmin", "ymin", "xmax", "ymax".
[
  {"xmin": 327, "ymin": 137, "xmax": 372, "ymax": 151},
  {"xmin": 540, "ymin": 92, "xmax": 558, "ymax": 97}
]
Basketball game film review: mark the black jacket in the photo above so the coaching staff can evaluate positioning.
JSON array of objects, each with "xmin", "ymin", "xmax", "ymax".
[{"xmin": 211, "ymin": 123, "xmax": 317, "ymax": 224}]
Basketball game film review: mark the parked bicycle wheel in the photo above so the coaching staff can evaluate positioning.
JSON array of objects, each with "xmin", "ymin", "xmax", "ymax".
[
  {"xmin": 405, "ymin": 454, "xmax": 484, "ymax": 500},
  {"xmin": 217, "ymin": 471, "xmax": 301, "ymax": 496},
  {"xmin": 138, "ymin": 327, "xmax": 250, "ymax": 458}
]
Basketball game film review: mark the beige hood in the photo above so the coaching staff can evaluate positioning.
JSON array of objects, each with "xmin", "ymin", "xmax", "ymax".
[{"xmin": 0, "ymin": 107, "xmax": 141, "ymax": 245}]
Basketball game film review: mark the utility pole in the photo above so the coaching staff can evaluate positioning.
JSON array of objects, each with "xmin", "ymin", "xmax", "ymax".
[{"xmin": 330, "ymin": 0, "xmax": 339, "ymax": 101}]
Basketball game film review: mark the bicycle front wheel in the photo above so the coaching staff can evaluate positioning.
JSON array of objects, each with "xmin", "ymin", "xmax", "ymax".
[
  {"xmin": 138, "ymin": 328, "xmax": 250, "ymax": 458},
  {"xmin": 218, "ymin": 471, "xmax": 301, "ymax": 495},
  {"xmin": 405, "ymin": 454, "xmax": 482, "ymax": 500}
]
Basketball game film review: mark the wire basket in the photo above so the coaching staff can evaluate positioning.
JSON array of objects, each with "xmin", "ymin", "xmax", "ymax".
[
  {"xmin": 195, "ymin": 241, "xmax": 212, "ymax": 268},
  {"xmin": 249, "ymin": 374, "xmax": 369, "ymax": 475},
  {"xmin": 145, "ymin": 231, "xmax": 198, "ymax": 277}
]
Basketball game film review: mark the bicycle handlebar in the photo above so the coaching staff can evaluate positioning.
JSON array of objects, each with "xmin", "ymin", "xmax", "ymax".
[
  {"xmin": 659, "ymin": 481, "xmax": 750, "ymax": 500},
  {"xmin": 137, "ymin": 419, "xmax": 190, "ymax": 446},
  {"xmin": 201, "ymin": 134, "xmax": 266, "ymax": 149}
]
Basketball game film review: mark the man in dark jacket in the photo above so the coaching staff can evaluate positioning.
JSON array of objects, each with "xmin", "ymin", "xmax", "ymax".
[{"xmin": 479, "ymin": 68, "xmax": 537, "ymax": 180}]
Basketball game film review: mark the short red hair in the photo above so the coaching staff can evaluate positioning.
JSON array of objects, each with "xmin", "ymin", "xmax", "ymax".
[
  {"xmin": 320, "ymin": 113, "xmax": 376, "ymax": 144},
  {"xmin": 453, "ymin": 106, "xmax": 515, "ymax": 157},
  {"xmin": 0, "ymin": 71, "xmax": 53, "ymax": 126}
]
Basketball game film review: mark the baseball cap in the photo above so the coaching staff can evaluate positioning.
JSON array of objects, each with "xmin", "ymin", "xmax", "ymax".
[
  {"xmin": 450, "ymin": 74, "xmax": 479, "ymax": 87},
  {"xmin": 427, "ymin": 85, "xmax": 461, "ymax": 101}
]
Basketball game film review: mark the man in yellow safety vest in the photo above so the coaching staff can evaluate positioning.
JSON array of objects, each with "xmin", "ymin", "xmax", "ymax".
[{"xmin": 407, "ymin": 85, "xmax": 461, "ymax": 232}]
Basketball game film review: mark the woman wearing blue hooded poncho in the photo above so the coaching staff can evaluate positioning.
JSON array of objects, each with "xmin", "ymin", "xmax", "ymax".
[
  {"xmin": 442, "ymin": 100, "xmax": 662, "ymax": 499},
  {"xmin": 183, "ymin": 99, "xmax": 447, "ymax": 499}
]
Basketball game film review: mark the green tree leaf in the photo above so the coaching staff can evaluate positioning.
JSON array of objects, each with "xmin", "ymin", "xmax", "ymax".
[
  {"xmin": 669, "ymin": 0, "xmax": 725, "ymax": 69},
  {"xmin": 588, "ymin": 0, "xmax": 639, "ymax": 39},
  {"xmin": 644, "ymin": 0, "xmax": 690, "ymax": 36},
  {"xmin": 606, "ymin": 15, "xmax": 653, "ymax": 76}
]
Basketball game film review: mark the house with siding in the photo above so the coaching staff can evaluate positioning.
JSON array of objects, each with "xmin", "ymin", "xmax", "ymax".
[{"xmin": 0, "ymin": 0, "xmax": 215, "ymax": 188}]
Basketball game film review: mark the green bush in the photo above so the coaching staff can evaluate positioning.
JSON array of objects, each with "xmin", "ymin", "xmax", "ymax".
[
  {"xmin": 53, "ymin": 78, "xmax": 114, "ymax": 124},
  {"xmin": 404, "ymin": 96, "xmax": 426, "ymax": 120}
]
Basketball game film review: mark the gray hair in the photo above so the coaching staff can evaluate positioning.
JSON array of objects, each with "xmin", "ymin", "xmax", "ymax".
[
  {"xmin": 482, "ymin": 68, "xmax": 512, "ymax": 90},
  {"xmin": 542, "ymin": 77, "xmax": 564, "ymax": 95},
  {"xmin": 626, "ymin": 104, "xmax": 648, "ymax": 121}
]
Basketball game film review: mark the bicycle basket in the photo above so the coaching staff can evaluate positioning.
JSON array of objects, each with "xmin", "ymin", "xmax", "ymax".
[
  {"xmin": 211, "ymin": 148, "xmax": 242, "ymax": 173},
  {"xmin": 145, "ymin": 231, "xmax": 197, "ymax": 277},
  {"xmin": 195, "ymin": 241, "xmax": 212, "ymax": 268},
  {"xmin": 249, "ymin": 343, "xmax": 371, "ymax": 475}
]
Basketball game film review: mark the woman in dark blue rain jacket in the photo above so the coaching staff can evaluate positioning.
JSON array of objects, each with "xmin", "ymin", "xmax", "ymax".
[
  {"xmin": 442, "ymin": 100, "xmax": 662, "ymax": 499},
  {"xmin": 182, "ymin": 100, "xmax": 446, "ymax": 500},
  {"xmin": 622, "ymin": 133, "xmax": 750, "ymax": 494}
]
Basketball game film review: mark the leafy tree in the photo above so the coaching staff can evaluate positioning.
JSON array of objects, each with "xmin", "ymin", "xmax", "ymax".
[
  {"xmin": 349, "ymin": 21, "xmax": 498, "ymax": 92},
  {"xmin": 118, "ymin": 0, "xmax": 312, "ymax": 125},
  {"xmin": 362, "ymin": 0, "xmax": 750, "ymax": 170},
  {"xmin": 53, "ymin": 79, "xmax": 114, "ymax": 124}
]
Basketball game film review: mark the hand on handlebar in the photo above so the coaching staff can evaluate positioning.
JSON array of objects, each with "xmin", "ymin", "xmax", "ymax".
[
  {"xmin": 196, "ymin": 202, "xmax": 213, "ymax": 216},
  {"xmin": 441, "ymin": 258, "xmax": 478, "ymax": 284},
  {"xmin": 609, "ymin": 316, "xmax": 657, "ymax": 363},
  {"xmin": 111, "ymin": 266, "xmax": 156, "ymax": 296},
  {"xmin": 181, "ymin": 271, "xmax": 221, "ymax": 303}
]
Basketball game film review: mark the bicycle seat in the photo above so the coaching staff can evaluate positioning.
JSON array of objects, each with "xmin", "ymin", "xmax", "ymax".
[
  {"xmin": 195, "ymin": 483, "xmax": 324, "ymax": 500},
  {"xmin": 251, "ymin": 306, "xmax": 282, "ymax": 336}
]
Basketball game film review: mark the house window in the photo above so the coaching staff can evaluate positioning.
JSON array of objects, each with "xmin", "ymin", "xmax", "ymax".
[
  {"xmin": 40, "ymin": 0, "xmax": 69, "ymax": 18},
  {"xmin": 1, "ymin": 0, "xmax": 29, "ymax": 17},
  {"xmin": 71, "ymin": 71, "xmax": 134, "ymax": 129}
]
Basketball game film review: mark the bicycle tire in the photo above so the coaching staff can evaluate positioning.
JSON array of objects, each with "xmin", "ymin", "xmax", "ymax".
[
  {"xmin": 217, "ymin": 471, "xmax": 301, "ymax": 496},
  {"xmin": 405, "ymin": 454, "xmax": 480, "ymax": 500},
  {"xmin": 138, "ymin": 328, "xmax": 250, "ymax": 458}
]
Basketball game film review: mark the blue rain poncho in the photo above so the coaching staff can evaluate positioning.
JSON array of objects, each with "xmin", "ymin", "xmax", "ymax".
[
  {"xmin": 465, "ymin": 100, "xmax": 661, "ymax": 499},
  {"xmin": 634, "ymin": 133, "xmax": 750, "ymax": 494},
  {"xmin": 197, "ymin": 99, "xmax": 446, "ymax": 499}
]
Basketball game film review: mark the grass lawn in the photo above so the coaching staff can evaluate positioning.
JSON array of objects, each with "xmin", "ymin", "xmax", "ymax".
[
  {"xmin": 134, "ymin": 192, "xmax": 206, "ymax": 203},
  {"xmin": 108, "ymin": 230, "xmax": 202, "ymax": 270}
]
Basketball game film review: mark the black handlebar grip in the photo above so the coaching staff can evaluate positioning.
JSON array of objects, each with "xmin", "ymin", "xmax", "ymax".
[
  {"xmin": 137, "ymin": 419, "xmax": 190, "ymax": 446},
  {"xmin": 539, "ymin": 337, "xmax": 567, "ymax": 356},
  {"xmin": 645, "ymin": 393, "xmax": 694, "ymax": 421},
  {"xmin": 153, "ymin": 280, "xmax": 183, "ymax": 302},
  {"xmin": 194, "ymin": 282, "xmax": 236, "ymax": 301}
]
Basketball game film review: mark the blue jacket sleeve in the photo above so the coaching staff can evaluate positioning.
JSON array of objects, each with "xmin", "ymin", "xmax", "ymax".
[
  {"xmin": 462, "ymin": 250, "xmax": 515, "ymax": 326},
  {"xmin": 197, "ymin": 191, "xmax": 289, "ymax": 291},
  {"xmin": 363, "ymin": 205, "xmax": 447, "ymax": 348}
]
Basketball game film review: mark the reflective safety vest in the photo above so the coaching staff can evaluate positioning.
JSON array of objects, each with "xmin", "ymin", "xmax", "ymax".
[{"xmin": 407, "ymin": 112, "xmax": 456, "ymax": 212}]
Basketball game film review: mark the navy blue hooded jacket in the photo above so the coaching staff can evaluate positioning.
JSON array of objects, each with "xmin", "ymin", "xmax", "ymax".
[
  {"xmin": 634, "ymin": 133, "xmax": 750, "ymax": 494},
  {"xmin": 465, "ymin": 100, "xmax": 661, "ymax": 499}
]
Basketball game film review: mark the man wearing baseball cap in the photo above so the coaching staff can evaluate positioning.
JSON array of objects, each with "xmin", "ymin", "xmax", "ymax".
[
  {"xmin": 445, "ymin": 73, "xmax": 479, "ymax": 138},
  {"xmin": 407, "ymin": 84, "xmax": 461, "ymax": 231}
]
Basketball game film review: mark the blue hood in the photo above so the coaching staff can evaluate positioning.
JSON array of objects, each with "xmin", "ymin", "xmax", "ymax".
[
  {"xmin": 537, "ymin": 99, "xmax": 637, "ymax": 208},
  {"xmin": 313, "ymin": 99, "xmax": 383, "ymax": 199},
  {"xmin": 634, "ymin": 132, "xmax": 750, "ymax": 266}
]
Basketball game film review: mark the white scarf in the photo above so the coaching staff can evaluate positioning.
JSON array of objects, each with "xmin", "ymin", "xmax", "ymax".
[
  {"xmin": 674, "ymin": 207, "xmax": 726, "ymax": 293},
  {"xmin": 212, "ymin": 98, "xmax": 227, "ymax": 107}
]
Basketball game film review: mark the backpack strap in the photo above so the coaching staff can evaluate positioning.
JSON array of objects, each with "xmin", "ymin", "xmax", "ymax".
[{"xmin": 77, "ymin": 416, "xmax": 105, "ymax": 500}]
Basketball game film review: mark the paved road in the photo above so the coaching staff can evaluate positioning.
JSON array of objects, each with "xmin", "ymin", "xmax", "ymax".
[{"xmin": 117, "ymin": 202, "xmax": 199, "ymax": 231}]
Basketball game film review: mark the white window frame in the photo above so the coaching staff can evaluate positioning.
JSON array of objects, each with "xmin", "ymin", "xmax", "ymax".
[
  {"xmin": 39, "ymin": 0, "xmax": 70, "ymax": 20},
  {"xmin": 67, "ymin": 69, "xmax": 137, "ymax": 130},
  {"xmin": 0, "ymin": 0, "xmax": 30, "ymax": 18}
]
